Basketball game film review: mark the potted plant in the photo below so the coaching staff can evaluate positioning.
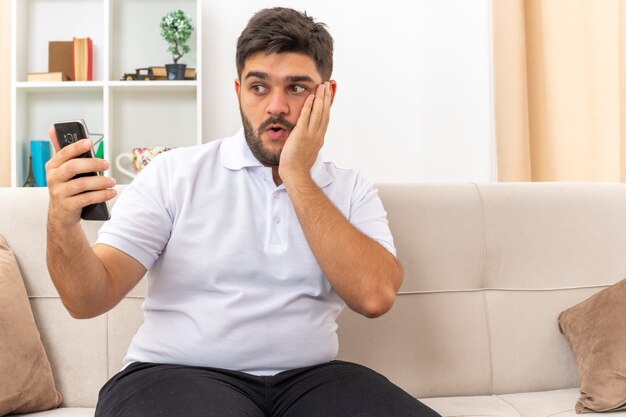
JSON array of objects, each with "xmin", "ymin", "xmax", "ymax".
[{"xmin": 160, "ymin": 9, "xmax": 194, "ymax": 80}]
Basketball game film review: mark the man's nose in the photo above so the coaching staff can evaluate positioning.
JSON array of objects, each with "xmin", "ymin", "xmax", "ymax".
[{"xmin": 266, "ymin": 90, "xmax": 289, "ymax": 116}]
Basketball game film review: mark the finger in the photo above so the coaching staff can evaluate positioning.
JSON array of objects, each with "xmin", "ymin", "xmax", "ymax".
[
  {"xmin": 80, "ymin": 188, "xmax": 117, "ymax": 206},
  {"xmin": 54, "ymin": 157, "xmax": 110, "ymax": 184},
  {"xmin": 62, "ymin": 189, "xmax": 117, "ymax": 213},
  {"xmin": 46, "ymin": 138, "xmax": 93, "ymax": 171},
  {"xmin": 320, "ymin": 81, "xmax": 333, "ymax": 133},
  {"xmin": 296, "ymin": 93, "xmax": 315, "ymax": 133},
  {"xmin": 308, "ymin": 83, "xmax": 326, "ymax": 132},
  {"xmin": 48, "ymin": 156, "xmax": 109, "ymax": 187},
  {"xmin": 51, "ymin": 174, "xmax": 116, "ymax": 200},
  {"xmin": 67, "ymin": 175, "xmax": 117, "ymax": 199}
]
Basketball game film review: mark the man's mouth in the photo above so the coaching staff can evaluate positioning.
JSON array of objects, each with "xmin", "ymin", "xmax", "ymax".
[{"xmin": 265, "ymin": 125, "xmax": 287, "ymax": 140}]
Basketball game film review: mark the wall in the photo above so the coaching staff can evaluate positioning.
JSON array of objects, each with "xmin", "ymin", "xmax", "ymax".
[
  {"xmin": 0, "ymin": 0, "xmax": 10, "ymax": 186},
  {"xmin": 201, "ymin": 0, "xmax": 495, "ymax": 183},
  {"xmin": 1, "ymin": 0, "xmax": 495, "ymax": 185}
]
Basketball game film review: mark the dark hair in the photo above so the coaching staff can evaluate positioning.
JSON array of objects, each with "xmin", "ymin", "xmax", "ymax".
[{"xmin": 236, "ymin": 7, "xmax": 334, "ymax": 80}]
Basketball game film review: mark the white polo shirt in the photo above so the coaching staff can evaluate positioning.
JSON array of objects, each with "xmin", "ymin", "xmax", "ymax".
[{"xmin": 97, "ymin": 129, "xmax": 396, "ymax": 375}]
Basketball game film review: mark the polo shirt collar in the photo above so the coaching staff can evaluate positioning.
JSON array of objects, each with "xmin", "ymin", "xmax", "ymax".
[
  {"xmin": 220, "ymin": 129, "xmax": 263, "ymax": 170},
  {"xmin": 221, "ymin": 129, "xmax": 333, "ymax": 188}
]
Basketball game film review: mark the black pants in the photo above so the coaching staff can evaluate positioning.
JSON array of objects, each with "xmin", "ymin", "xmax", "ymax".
[{"xmin": 95, "ymin": 360, "xmax": 440, "ymax": 417}]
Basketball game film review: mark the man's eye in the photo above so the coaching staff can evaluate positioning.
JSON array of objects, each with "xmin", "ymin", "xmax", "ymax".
[
  {"xmin": 289, "ymin": 85, "xmax": 307, "ymax": 94},
  {"xmin": 252, "ymin": 85, "xmax": 268, "ymax": 94}
]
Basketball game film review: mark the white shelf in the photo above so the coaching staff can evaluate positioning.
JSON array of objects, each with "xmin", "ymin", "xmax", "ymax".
[
  {"xmin": 10, "ymin": 0, "xmax": 202, "ymax": 186},
  {"xmin": 108, "ymin": 81, "xmax": 198, "ymax": 92},
  {"xmin": 16, "ymin": 81, "xmax": 105, "ymax": 93},
  {"xmin": 15, "ymin": 81, "xmax": 197, "ymax": 93}
]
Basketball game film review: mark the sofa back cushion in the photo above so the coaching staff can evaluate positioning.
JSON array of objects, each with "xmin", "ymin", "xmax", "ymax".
[{"xmin": 337, "ymin": 183, "xmax": 626, "ymax": 398}]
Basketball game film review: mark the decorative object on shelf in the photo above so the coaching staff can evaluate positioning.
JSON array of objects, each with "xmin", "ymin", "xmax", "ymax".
[
  {"xmin": 121, "ymin": 66, "xmax": 197, "ymax": 81},
  {"xmin": 95, "ymin": 140, "xmax": 104, "ymax": 159},
  {"xmin": 72, "ymin": 37, "xmax": 93, "ymax": 81},
  {"xmin": 30, "ymin": 140, "xmax": 51, "ymax": 187},
  {"xmin": 22, "ymin": 157, "xmax": 37, "ymax": 187},
  {"xmin": 48, "ymin": 41, "xmax": 73, "ymax": 81},
  {"xmin": 121, "ymin": 68, "xmax": 155, "ymax": 81},
  {"xmin": 115, "ymin": 147, "xmax": 174, "ymax": 179},
  {"xmin": 160, "ymin": 9, "xmax": 194, "ymax": 80},
  {"xmin": 94, "ymin": 138, "xmax": 105, "ymax": 175}
]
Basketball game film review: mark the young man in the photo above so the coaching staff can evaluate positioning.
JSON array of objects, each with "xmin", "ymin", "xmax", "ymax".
[{"xmin": 45, "ymin": 7, "xmax": 440, "ymax": 417}]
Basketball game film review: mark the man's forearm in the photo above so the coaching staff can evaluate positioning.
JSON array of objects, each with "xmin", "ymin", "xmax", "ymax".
[
  {"xmin": 46, "ymin": 215, "xmax": 111, "ymax": 318},
  {"xmin": 284, "ymin": 175, "xmax": 403, "ymax": 318}
]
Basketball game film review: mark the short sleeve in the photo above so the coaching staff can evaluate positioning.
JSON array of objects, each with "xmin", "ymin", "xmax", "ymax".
[
  {"xmin": 348, "ymin": 175, "xmax": 397, "ymax": 257},
  {"xmin": 96, "ymin": 155, "xmax": 174, "ymax": 270}
]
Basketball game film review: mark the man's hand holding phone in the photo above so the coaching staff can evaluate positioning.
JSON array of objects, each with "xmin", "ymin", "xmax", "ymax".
[{"xmin": 46, "ymin": 125, "xmax": 116, "ymax": 227}]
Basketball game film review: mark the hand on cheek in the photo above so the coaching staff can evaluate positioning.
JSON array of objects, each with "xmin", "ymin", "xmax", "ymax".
[{"xmin": 279, "ymin": 82, "xmax": 332, "ymax": 184}]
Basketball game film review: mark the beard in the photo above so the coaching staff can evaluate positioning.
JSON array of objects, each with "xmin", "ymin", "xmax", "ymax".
[{"xmin": 240, "ymin": 109, "xmax": 295, "ymax": 166}]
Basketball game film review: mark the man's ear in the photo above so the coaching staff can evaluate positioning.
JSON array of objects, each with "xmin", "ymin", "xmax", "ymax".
[
  {"xmin": 235, "ymin": 78, "xmax": 241, "ymax": 95},
  {"xmin": 329, "ymin": 80, "xmax": 337, "ymax": 105}
]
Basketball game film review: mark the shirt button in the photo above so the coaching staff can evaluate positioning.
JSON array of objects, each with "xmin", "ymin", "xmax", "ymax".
[
  {"xmin": 273, "ymin": 193, "xmax": 280, "ymax": 199},
  {"xmin": 274, "ymin": 216, "xmax": 281, "ymax": 224}
]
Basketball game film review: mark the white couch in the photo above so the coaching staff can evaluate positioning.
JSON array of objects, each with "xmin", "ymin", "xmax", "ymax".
[{"xmin": 1, "ymin": 183, "xmax": 625, "ymax": 417}]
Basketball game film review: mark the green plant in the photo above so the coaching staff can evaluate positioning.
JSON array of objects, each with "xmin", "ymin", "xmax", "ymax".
[{"xmin": 160, "ymin": 10, "xmax": 194, "ymax": 64}]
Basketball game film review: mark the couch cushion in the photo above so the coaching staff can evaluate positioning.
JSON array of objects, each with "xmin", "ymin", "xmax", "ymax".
[
  {"xmin": 337, "ymin": 291, "xmax": 492, "ymax": 398},
  {"xmin": 486, "ymin": 287, "xmax": 594, "ymax": 394},
  {"xmin": 29, "ymin": 299, "xmax": 108, "ymax": 407},
  {"xmin": 478, "ymin": 183, "xmax": 626, "ymax": 289},
  {"xmin": 498, "ymin": 388, "xmax": 580, "ymax": 416},
  {"xmin": 420, "ymin": 394, "xmax": 521, "ymax": 417},
  {"xmin": 558, "ymin": 279, "xmax": 626, "ymax": 413},
  {"xmin": 0, "ymin": 234, "xmax": 62, "ymax": 415}
]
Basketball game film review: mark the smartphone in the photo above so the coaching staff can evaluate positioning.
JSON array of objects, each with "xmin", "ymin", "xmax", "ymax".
[{"xmin": 53, "ymin": 119, "xmax": 111, "ymax": 221}]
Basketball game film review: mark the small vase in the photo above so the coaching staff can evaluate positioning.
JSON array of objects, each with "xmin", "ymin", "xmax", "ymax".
[
  {"xmin": 23, "ymin": 156, "xmax": 38, "ymax": 187},
  {"xmin": 165, "ymin": 63, "xmax": 187, "ymax": 80}
]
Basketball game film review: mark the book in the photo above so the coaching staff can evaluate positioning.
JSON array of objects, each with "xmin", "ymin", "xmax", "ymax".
[
  {"xmin": 72, "ymin": 37, "xmax": 93, "ymax": 81},
  {"xmin": 48, "ymin": 41, "xmax": 73, "ymax": 81},
  {"xmin": 27, "ymin": 72, "xmax": 70, "ymax": 82},
  {"xmin": 185, "ymin": 67, "xmax": 196, "ymax": 80}
]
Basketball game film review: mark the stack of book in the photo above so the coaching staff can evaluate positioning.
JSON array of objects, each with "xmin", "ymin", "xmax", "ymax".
[{"xmin": 26, "ymin": 37, "xmax": 93, "ymax": 82}]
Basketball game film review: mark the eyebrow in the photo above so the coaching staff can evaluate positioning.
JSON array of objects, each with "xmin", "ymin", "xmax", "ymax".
[
  {"xmin": 245, "ymin": 71, "xmax": 269, "ymax": 80},
  {"xmin": 244, "ymin": 72, "xmax": 315, "ymax": 84},
  {"xmin": 284, "ymin": 75, "xmax": 315, "ymax": 83}
]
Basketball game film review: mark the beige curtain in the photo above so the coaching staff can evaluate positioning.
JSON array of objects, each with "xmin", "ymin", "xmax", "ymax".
[
  {"xmin": 0, "ymin": 0, "xmax": 11, "ymax": 186},
  {"xmin": 493, "ymin": 0, "xmax": 626, "ymax": 182}
]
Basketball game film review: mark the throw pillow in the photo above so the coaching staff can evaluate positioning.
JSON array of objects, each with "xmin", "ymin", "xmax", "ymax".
[
  {"xmin": 558, "ymin": 278, "xmax": 626, "ymax": 414},
  {"xmin": 0, "ymin": 234, "xmax": 62, "ymax": 415}
]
